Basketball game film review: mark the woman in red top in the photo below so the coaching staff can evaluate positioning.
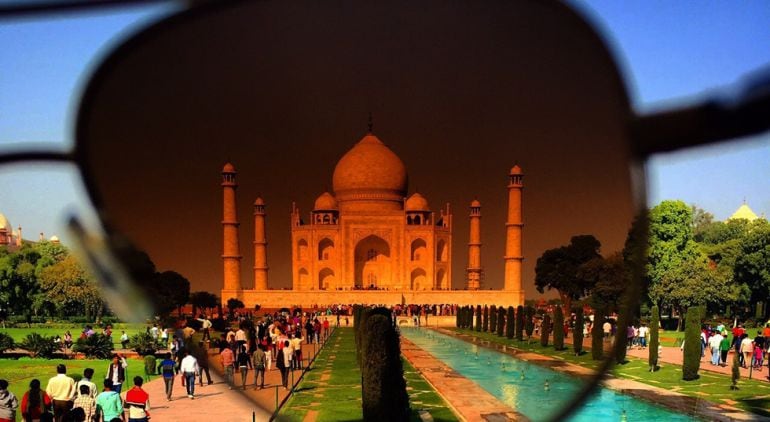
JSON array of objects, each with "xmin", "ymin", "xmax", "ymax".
[{"xmin": 21, "ymin": 379, "xmax": 52, "ymax": 422}]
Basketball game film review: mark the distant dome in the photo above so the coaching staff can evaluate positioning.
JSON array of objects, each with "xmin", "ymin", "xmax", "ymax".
[
  {"xmin": 314, "ymin": 192, "xmax": 338, "ymax": 210},
  {"xmin": 222, "ymin": 162, "xmax": 236, "ymax": 173},
  {"xmin": 0, "ymin": 213, "xmax": 10, "ymax": 231},
  {"xmin": 50, "ymin": 235, "xmax": 60, "ymax": 243},
  {"xmin": 510, "ymin": 165, "xmax": 523, "ymax": 175},
  {"xmin": 470, "ymin": 199, "xmax": 481, "ymax": 208},
  {"xmin": 405, "ymin": 193, "xmax": 430, "ymax": 211},
  {"xmin": 729, "ymin": 203, "xmax": 758, "ymax": 221},
  {"xmin": 254, "ymin": 197, "xmax": 265, "ymax": 206},
  {"xmin": 332, "ymin": 133, "xmax": 408, "ymax": 211}
]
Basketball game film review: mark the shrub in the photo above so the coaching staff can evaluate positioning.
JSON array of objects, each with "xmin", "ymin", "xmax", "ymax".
[
  {"xmin": 456, "ymin": 308, "xmax": 460, "ymax": 328},
  {"xmin": 475, "ymin": 305, "xmax": 481, "ymax": 332},
  {"xmin": 361, "ymin": 314, "xmax": 410, "ymax": 421},
  {"xmin": 128, "ymin": 332, "xmax": 159, "ymax": 356},
  {"xmin": 482, "ymin": 306, "xmax": 489, "ymax": 332},
  {"xmin": 649, "ymin": 305, "xmax": 659, "ymax": 371},
  {"xmin": 573, "ymin": 307, "xmax": 583, "ymax": 356},
  {"xmin": 553, "ymin": 307, "xmax": 564, "ymax": 350},
  {"xmin": 20, "ymin": 333, "xmax": 59, "ymax": 358},
  {"xmin": 73, "ymin": 334, "xmax": 114, "ymax": 359},
  {"xmin": 489, "ymin": 305, "xmax": 497, "ymax": 333},
  {"xmin": 497, "ymin": 307, "xmax": 505, "ymax": 336},
  {"xmin": 0, "ymin": 332, "xmax": 14, "ymax": 355},
  {"xmin": 356, "ymin": 307, "xmax": 390, "ymax": 368},
  {"xmin": 524, "ymin": 306, "xmax": 534, "ymax": 339},
  {"xmin": 731, "ymin": 352, "xmax": 740, "ymax": 390},
  {"xmin": 506, "ymin": 306, "xmax": 515, "ymax": 339},
  {"xmin": 516, "ymin": 306, "xmax": 524, "ymax": 341},
  {"xmin": 540, "ymin": 314, "xmax": 551, "ymax": 347},
  {"xmin": 682, "ymin": 306, "xmax": 702, "ymax": 381},
  {"xmin": 592, "ymin": 308, "xmax": 604, "ymax": 360},
  {"xmin": 144, "ymin": 355, "xmax": 158, "ymax": 377}
]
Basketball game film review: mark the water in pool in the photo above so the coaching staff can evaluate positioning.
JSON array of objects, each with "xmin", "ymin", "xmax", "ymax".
[{"xmin": 400, "ymin": 328, "xmax": 696, "ymax": 421}]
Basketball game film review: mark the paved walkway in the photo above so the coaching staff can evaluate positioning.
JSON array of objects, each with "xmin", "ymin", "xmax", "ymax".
[{"xmin": 401, "ymin": 336, "xmax": 524, "ymax": 421}]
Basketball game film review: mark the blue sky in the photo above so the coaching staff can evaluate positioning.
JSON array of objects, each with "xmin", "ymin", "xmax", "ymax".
[{"xmin": 0, "ymin": 1, "xmax": 768, "ymax": 242}]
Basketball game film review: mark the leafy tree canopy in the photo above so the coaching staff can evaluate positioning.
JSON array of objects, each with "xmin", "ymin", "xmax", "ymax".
[{"xmin": 535, "ymin": 235, "xmax": 601, "ymax": 313}]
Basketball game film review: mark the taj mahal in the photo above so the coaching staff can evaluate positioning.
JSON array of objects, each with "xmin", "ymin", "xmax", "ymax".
[{"xmin": 220, "ymin": 129, "xmax": 525, "ymax": 308}]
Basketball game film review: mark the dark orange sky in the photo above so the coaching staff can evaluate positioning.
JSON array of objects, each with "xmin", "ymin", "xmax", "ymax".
[{"xmin": 78, "ymin": 0, "xmax": 636, "ymax": 298}]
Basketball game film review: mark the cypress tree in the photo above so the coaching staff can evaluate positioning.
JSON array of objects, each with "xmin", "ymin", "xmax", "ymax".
[
  {"xmin": 515, "ymin": 305, "xmax": 525, "ymax": 341},
  {"xmin": 731, "ymin": 351, "xmax": 740, "ymax": 390},
  {"xmin": 682, "ymin": 306, "xmax": 702, "ymax": 381},
  {"xmin": 591, "ymin": 307, "xmax": 604, "ymax": 360},
  {"xmin": 649, "ymin": 305, "xmax": 659, "ymax": 371},
  {"xmin": 361, "ymin": 314, "xmax": 410, "ymax": 421},
  {"xmin": 482, "ymin": 306, "xmax": 489, "ymax": 332},
  {"xmin": 497, "ymin": 307, "xmax": 505, "ymax": 336},
  {"xmin": 573, "ymin": 307, "xmax": 584, "ymax": 356},
  {"xmin": 475, "ymin": 305, "xmax": 482, "ymax": 332},
  {"xmin": 490, "ymin": 305, "xmax": 497, "ymax": 333},
  {"xmin": 540, "ymin": 314, "xmax": 551, "ymax": 347},
  {"xmin": 506, "ymin": 306, "xmax": 515, "ymax": 339},
  {"xmin": 456, "ymin": 307, "xmax": 460, "ymax": 328},
  {"xmin": 525, "ymin": 306, "xmax": 535, "ymax": 340},
  {"xmin": 553, "ymin": 306, "xmax": 564, "ymax": 351}
]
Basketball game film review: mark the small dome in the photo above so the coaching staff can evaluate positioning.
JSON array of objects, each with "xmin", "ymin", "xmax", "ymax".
[
  {"xmin": 405, "ymin": 193, "xmax": 430, "ymax": 211},
  {"xmin": 729, "ymin": 203, "xmax": 758, "ymax": 221},
  {"xmin": 470, "ymin": 199, "xmax": 481, "ymax": 208},
  {"xmin": 314, "ymin": 192, "xmax": 338, "ymax": 210},
  {"xmin": 332, "ymin": 133, "xmax": 408, "ymax": 208},
  {"xmin": 0, "ymin": 213, "xmax": 10, "ymax": 231},
  {"xmin": 510, "ymin": 165, "xmax": 522, "ymax": 175},
  {"xmin": 222, "ymin": 162, "xmax": 236, "ymax": 173},
  {"xmin": 254, "ymin": 197, "xmax": 265, "ymax": 206},
  {"xmin": 50, "ymin": 235, "xmax": 60, "ymax": 242}
]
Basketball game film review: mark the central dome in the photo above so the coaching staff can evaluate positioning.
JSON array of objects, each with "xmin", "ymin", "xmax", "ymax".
[{"xmin": 332, "ymin": 133, "xmax": 408, "ymax": 211}]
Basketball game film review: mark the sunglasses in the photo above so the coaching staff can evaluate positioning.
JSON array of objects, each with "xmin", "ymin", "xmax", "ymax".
[{"xmin": 1, "ymin": 1, "xmax": 768, "ymax": 421}]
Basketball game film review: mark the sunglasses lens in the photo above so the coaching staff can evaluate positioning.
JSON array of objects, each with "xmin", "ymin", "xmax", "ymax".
[{"xmin": 78, "ymin": 1, "xmax": 642, "ymax": 419}]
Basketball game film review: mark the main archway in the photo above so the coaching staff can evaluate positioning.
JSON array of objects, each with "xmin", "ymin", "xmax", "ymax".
[{"xmin": 354, "ymin": 235, "xmax": 391, "ymax": 289}]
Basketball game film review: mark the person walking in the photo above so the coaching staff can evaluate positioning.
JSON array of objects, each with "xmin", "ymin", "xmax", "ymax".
[
  {"xmin": 220, "ymin": 346, "xmax": 235, "ymax": 389},
  {"xmin": 741, "ymin": 334, "xmax": 754, "ymax": 369},
  {"xmin": 252, "ymin": 344, "xmax": 267, "ymax": 390},
  {"xmin": 708, "ymin": 331, "xmax": 723, "ymax": 366},
  {"xmin": 125, "ymin": 376, "xmax": 151, "ymax": 422},
  {"xmin": 236, "ymin": 345, "xmax": 250, "ymax": 390},
  {"xmin": 179, "ymin": 350, "xmax": 199, "ymax": 399},
  {"xmin": 94, "ymin": 380, "xmax": 123, "ymax": 422},
  {"xmin": 719, "ymin": 333, "xmax": 731, "ymax": 367},
  {"xmin": 21, "ymin": 379, "xmax": 52, "ymax": 422},
  {"xmin": 105, "ymin": 354, "xmax": 128, "ymax": 395},
  {"xmin": 0, "ymin": 379, "xmax": 20, "ymax": 422},
  {"xmin": 157, "ymin": 354, "xmax": 176, "ymax": 401},
  {"xmin": 72, "ymin": 384, "xmax": 96, "ymax": 422},
  {"xmin": 193, "ymin": 343, "xmax": 213, "ymax": 386},
  {"xmin": 45, "ymin": 364, "xmax": 75, "ymax": 422},
  {"xmin": 276, "ymin": 341, "xmax": 290, "ymax": 390}
]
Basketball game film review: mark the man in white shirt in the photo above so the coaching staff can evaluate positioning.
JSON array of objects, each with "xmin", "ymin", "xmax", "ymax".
[
  {"xmin": 74, "ymin": 368, "xmax": 98, "ymax": 400},
  {"xmin": 179, "ymin": 351, "xmax": 199, "ymax": 399},
  {"xmin": 46, "ymin": 364, "xmax": 75, "ymax": 422},
  {"xmin": 637, "ymin": 324, "xmax": 649, "ymax": 349},
  {"xmin": 709, "ymin": 331, "xmax": 723, "ymax": 365}
]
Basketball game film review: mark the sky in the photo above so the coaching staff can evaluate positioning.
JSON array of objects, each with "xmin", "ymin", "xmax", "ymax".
[{"xmin": 0, "ymin": 1, "xmax": 768, "ymax": 296}]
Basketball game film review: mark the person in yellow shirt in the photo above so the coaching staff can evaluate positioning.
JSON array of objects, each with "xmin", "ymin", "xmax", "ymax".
[{"xmin": 45, "ymin": 364, "xmax": 75, "ymax": 422}]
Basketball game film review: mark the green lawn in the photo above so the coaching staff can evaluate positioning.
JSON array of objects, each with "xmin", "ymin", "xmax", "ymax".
[
  {"xmin": 280, "ymin": 327, "xmax": 459, "ymax": 421},
  {"xmin": 1, "ymin": 324, "xmax": 147, "ymax": 351},
  {"xmin": 452, "ymin": 328, "xmax": 770, "ymax": 418}
]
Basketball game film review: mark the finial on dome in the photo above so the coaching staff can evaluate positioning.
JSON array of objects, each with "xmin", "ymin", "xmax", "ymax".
[{"xmin": 367, "ymin": 112, "xmax": 373, "ymax": 133}]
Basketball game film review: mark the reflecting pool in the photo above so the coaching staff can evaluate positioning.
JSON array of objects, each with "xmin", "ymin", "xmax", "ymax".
[{"xmin": 401, "ymin": 328, "xmax": 696, "ymax": 421}]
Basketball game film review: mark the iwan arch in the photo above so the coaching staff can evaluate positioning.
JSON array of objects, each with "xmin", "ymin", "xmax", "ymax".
[{"xmin": 220, "ymin": 129, "xmax": 524, "ymax": 308}]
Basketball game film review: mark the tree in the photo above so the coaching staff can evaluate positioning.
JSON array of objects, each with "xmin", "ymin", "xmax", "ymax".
[
  {"xmin": 535, "ymin": 235, "xmax": 602, "ymax": 315},
  {"xmin": 573, "ymin": 307, "xmax": 584, "ymax": 356},
  {"xmin": 649, "ymin": 305, "xmax": 659, "ymax": 371},
  {"xmin": 524, "ymin": 306, "xmax": 534, "ymax": 339},
  {"xmin": 580, "ymin": 253, "xmax": 626, "ymax": 315},
  {"xmin": 361, "ymin": 314, "xmax": 410, "ymax": 421},
  {"xmin": 591, "ymin": 308, "xmax": 604, "ymax": 360},
  {"xmin": 154, "ymin": 271, "xmax": 191, "ymax": 316},
  {"xmin": 497, "ymin": 307, "xmax": 505, "ymax": 336},
  {"xmin": 489, "ymin": 305, "xmax": 497, "ymax": 333},
  {"xmin": 682, "ymin": 306, "xmax": 703, "ymax": 381},
  {"xmin": 475, "ymin": 305, "xmax": 481, "ymax": 332},
  {"xmin": 38, "ymin": 255, "xmax": 103, "ymax": 319},
  {"xmin": 482, "ymin": 306, "xmax": 489, "ymax": 332},
  {"xmin": 190, "ymin": 291, "xmax": 219, "ymax": 316},
  {"xmin": 515, "ymin": 305, "xmax": 524, "ymax": 341},
  {"xmin": 0, "ymin": 332, "xmax": 14, "ymax": 355},
  {"xmin": 733, "ymin": 220, "xmax": 770, "ymax": 314},
  {"xmin": 540, "ymin": 314, "xmax": 551, "ymax": 347},
  {"xmin": 553, "ymin": 307, "xmax": 564, "ymax": 350},
  {"xmin": 506, "ymin": 306, "xmax": 515, "ymax": 339},
  {"xmin": 226, "ymin": 298, "xmax": 245, "ymax": 318}
]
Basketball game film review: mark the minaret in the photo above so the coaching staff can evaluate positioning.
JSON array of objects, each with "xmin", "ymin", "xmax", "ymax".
[
  {"xmin": 16, "ymin": 226, "xmax": 22, "ymax": 246},
  {"xmin": 504, "ymin": 165, "xmax": 523, "ymax": 294},
  {"xmin": 466, "ymin": 199, "xmax": 482, "ymax": 290},
  {"xmin": 221, "ymin": 162, "xmax": 242, "ymax": 292},
  {"xmin": 253, "ymin": 197, "xmax": 269, "ymax": 290}
]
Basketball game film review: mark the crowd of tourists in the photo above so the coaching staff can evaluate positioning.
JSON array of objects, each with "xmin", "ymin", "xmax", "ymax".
[
  {"xmin": 0, "ymin": 361, "xmax": 150, "ymax": 422},
  {"xmin": 692, "ymin": 323, "xmax": 770, "ymax": 370}
]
